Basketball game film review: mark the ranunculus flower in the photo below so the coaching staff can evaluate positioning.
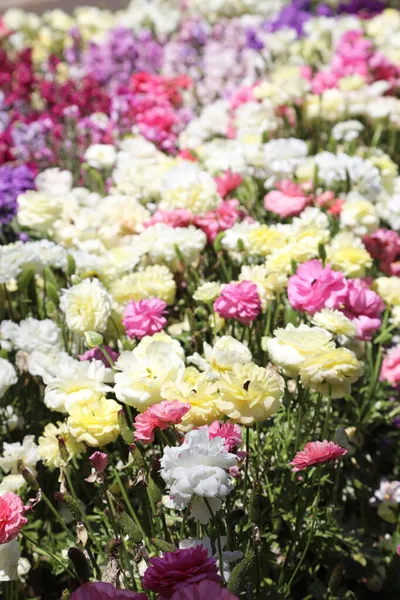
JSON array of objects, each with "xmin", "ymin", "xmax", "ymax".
[
  {"xmin": 380, "ymin": 346, "xmax": 400, "ymax": 387},
  {"xmin": 0, "ymin": 493, "xmax": 28, "ymax": 544},
  {"xmin": 264, "ymin": 180, "xmax": 310, "ymax": 218},
  {"xmin": 134, "ymin": 400, "xmax": 191, "ymax": 444},
  {"xmin": 290, "ymin": 440, "xmax": 347, "ymax": 472},
  {"xmin": 123, "ymin": 297, "xmax": 168, "ymax": 340},
  {"xmin": 214, "ymin": 280, "xmax": 261, "ymax": 326},
  {"xmin": 288, "ymin": 260, "xmax": 348, "ymax": 315},
  {"xmin": 170, "ymin": 580, "xmax": 239, "ymax": 600},
  {"xmin": 215, "ymin": 171, "xmax": 243, "ymax": 198},
  {"xmin": 71, "ymin": 582, "xmax": 147, "ymax": 600},
  {"xmin": 79, "ymin": 346, "xmax": 119, "ymax": 368},
  {"xmin": 142, "ymin": 546, "xmax": 221, "ymax": 598},
  {"xmin": 208, "ymin": 421, "xmax": 242, "ymax": 451},
  {"xmin": 89, "ymin": 451, "xmax": 108, "ymax": 472},
  {"xmin": 342, "ymin": 279, "xmax": 384, "ymax": 340}
]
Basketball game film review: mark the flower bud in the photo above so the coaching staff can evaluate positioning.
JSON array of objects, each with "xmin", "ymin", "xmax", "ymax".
[
  {"xmin": 21, "ymin": 468, "xmax": 40, "ymax": 491},
  {"xmin": 84, "ymin": 331, "xmax": 104, "ymax": 348},
  {"xmin": 46, "ymin": 282, "xmax": 60, "ymax": 307},
  {"xmin": 151, "ymin": 538, "xmax": 176, "ymax": 552},
  {"xmin": 228, "ymin": 548, "xmax": 255, "ymax": 595},
  {"xmin": 249, "ymin": 480, "xmax": 263, "ymax": 527},
  {"xmin": 328, "ymin": 563, "xmax": 344, "ymax": 594},
  {"xmin": 67, "ymin": 254, "xmax": 76, "ymax": 277},
  {"xmin": 115, "ymin": 508, "xmax": 143, "ymax": 544},
  {"xmin": 55, "ymin": 492, "xmax": 83, "ymax": 522},
  {"xmin": 89, "ymin": 451, "xmax": 108, "ymax": 472}
]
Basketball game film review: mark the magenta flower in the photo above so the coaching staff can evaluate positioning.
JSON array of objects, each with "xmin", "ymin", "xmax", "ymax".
[
  {"xmin": 144, "ymin": 209, "xmax": 193, "ymax": 229},
  {"xmin": 264, "ymin": 180, "xmax": 310, "ymax": 218},
  {"xmin": 290, "ymin": 441, "xmax": 347, "ymax": 472},
  {"xmin": 142, "ymin": 546, "xmax": 221, "ymax": 598},
  {"xmin": 0, "ymin": 493, "xmax": 28, "ymax": 544},
  {"xmin": 214, "ymin": 280, "xmax": 261, "ymax": 326},
  {"xmin": 79, "ymin": 346, "xmax": 119, "ymax": 368},
  {"xmin": 70, "ymin": 582, "xmax": 147, "ymax": 600},
  {"xmin": 380, "ymin": 346, "xmax": 400, "ymax": 387},
  {"xmin": 208, "ymin": 421, "xmax": 242, "ymax": 451},
  {"xmin": 215, "ymin": 171, "xmax": 243, "ymax": 198},
  {"xmin": 288, "ymin": 260, "xmax": 348, "ymax": 315},
  {"xmin": 134, "ymin": 400, "xmax": 191, "ymax": 444},
  {"xmin": 170, "ymin": 580, "xmax": 239, "ymax": 600},
  {"xmin": 342, "ymin": 279, "xmax": 384, "ymax": 340},
  {"xmin": 89, "ymin": 451, "xmax": 108, "ymax": 472},
  {"xmin": 363, "ymin": 228, "xmax": 400, "ymax": 276},
  {"xmin": 123, "ymin": 297, "xmax": 168, "ymax": 340}
]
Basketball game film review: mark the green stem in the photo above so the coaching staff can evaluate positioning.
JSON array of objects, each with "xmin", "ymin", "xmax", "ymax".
[
  {"xmin": 41, "ymin": 490, "xmax": 72, "ymax": 538},
  {"xmin": 322, "ymin": 391, "xmax": 332, "ymax": 440},
  {"xmin": 204, "ymin": 498, "xmax": 225, "ymax": 586},
  {"xmin": 242, "ymin": 427, "xmax": 251, "ymax": 507},
  {"xmin": 113, "ymin": 469, "xmax": 147, "ymax": 543}
]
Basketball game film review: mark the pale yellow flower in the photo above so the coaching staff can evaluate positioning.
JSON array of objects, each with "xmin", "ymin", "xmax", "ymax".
[
  {"xmin": 312, "ymin": 309, "xmax": 357, "ymax": 338},
  {"xmin": 374, "ymin": 277, "xmax": 400, "ymax": 307},
  {"xmin": 67, "ymin": 396, "xmax": 120, "ymax": 447},
  {"xmin": 60, "ymin": 278, "xmax": 112, "ymax": 334},
  {"xmin": 111, "ymin": 265, "xmax": 176, "ymax": 307},
  {"xmin": 218, "ymin": 362, "xmax": 284, "ymax": 425},
  {"xmin": 246, "ymin": 226, "xmax": 287, "ymax": 257},
  {"xmin": 299, "ymin": 347, "xmax": 363, "ymax": 398},
  {"xmin": 38, "ymin": 422, "xmax": 85, "ymax": 469}
]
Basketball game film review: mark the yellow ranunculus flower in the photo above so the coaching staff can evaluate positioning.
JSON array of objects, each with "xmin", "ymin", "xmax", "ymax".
[
  {"xmin": 374, "ymin": 277, "xmax": 400, "ymax": 307},
  {"xmin": 327, "ymin": 246, "xmax": 372, "ymax": 278},
  {"xmin": 111, "ymin": 265, "xmax": 176, "ymax": 308},
  {"xmin": 299, "ymin": 347, "xmax": 363, "ymax": 399},
  {"xmin": 312, "ymin": 309, "xmax": 356, "ymax": 338},
  {"xmin": 247, "ymin": 226, "xmax": 287, "ymax": 257},
  {"xmin": 38, "ymin": 422, "xmax": 85, "ymax": 469},
  {"xmin": 218, "ymin": 362, "xmax": 284, "ymax": 425},
  {"xmin": 67, "ymin": 396, "xmax": 120, "ymax": 447}
]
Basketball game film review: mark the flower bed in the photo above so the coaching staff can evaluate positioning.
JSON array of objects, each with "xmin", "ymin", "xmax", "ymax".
[{"xmin": 1, "ymin": 1, "xmax": 400, "ymax": 598}]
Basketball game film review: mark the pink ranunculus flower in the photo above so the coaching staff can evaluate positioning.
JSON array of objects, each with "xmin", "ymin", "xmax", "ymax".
[
  {"xmin": 215, "ymin": 171, "xmax": 243, "ymax": 198},
  {"xmin": 0, "ymin": 493, "xmax": 28, "ymax": 544},
  {"xmin": 208, "ymin": 421, "xmax": 242, "ymax": 451},
  {"xmin": 290, "ymin": 441, "xmax": 347, "ymax": 472},
  {"xmin": 142, "ymin": 546, "xmax": 221, "ymax": 598},
  {"xmin": 380, "ymin": 346, "xmax": 400, "ymax": 387},
  {"xmin": 288, "ymin": 260, "xmax": 348, "ymax": 315},
  {"xmin": 363, "ymin": 228, "xmax": 400, "ymax": 276},
  {"xmin": 79, "ymin": 346, "xmax": 119, "ymax": 368},
  {"xmin": 342, "ymin": 279, "xmax": 384, "ymax": 340},
  {"xmin": 214, "ymin": 280, "xmax": 261, "ymax": 326},
  {"xmin": 144, "ymin": 209, "xmax": 193, "ymax": 229},
  {"xmin": 134, "ymin": 400, "xmax": 191, "ymax": 444},
  {"xmin": 123, "ymin": 297, "xmax": 168, "ymax": 340},
  {"xmin": 264, "ymin": 180, "xmax": 311, "ymax": 218},
  {"xmin": 70, "ymin": 582, "xmax": 147, "ymax": 600},
  {"xmin": 89, "ymin": 451, "xmax": 108, "ymax": 472},
  {"xmin": 170, "ymin": 580, "xmax": 239, "ymax": 600},
  {"xmin": 194, "ymin": 200, "xmax": 243, "ymax": 242}
]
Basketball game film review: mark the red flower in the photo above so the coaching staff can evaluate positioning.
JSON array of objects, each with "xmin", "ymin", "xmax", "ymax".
[
  {"xmin": 170, "ymin": 580, "xmax": 239, "ymax": 600},
  {"xmin": 290, "ymin": 440, "xmax": 347, "ymax": 472},
  {"xmin": 71, "ymin": 582, "xmax": 147, "ymax": 600},
  {"xmin": 142, "ymin": 546, "xmax": 220, "ymax": 598}
]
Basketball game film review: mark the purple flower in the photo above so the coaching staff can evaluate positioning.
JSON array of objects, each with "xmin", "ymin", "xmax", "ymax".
[
  {"xmin": 246, "ymin": 29, "xmax": 264, "ymax": 51},
  {"xmin": 0, "ymin": 165, "xmax": 34, "ymax": 226}
]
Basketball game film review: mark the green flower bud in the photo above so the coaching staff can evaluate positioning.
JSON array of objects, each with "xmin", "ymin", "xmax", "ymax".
[
  {"xmin": 115, "ymin": 509, "xmax": 143, "ymax": 544},
  {"xmin": 84, "ymin": 331, "xmax": 104, "ymax": 348},
  {"xmin": 228, "ymin": 548, "xmax": 255, "ymax": 595},
  {"xmin": 151, "ymin": 538, "xmax": 176, "ymax": 553}
]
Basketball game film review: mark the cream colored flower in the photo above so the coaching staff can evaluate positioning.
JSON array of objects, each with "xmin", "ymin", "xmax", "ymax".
[
  {"xmin": 312, "ymin": 309, "xmax": 357, "ymax": 338},
  {"xmin": 218, "ymin": 363, "xmax": 284, "ymax": 425},
  {"xmin": 340, "ymin": 195, "xmax": 379, "ymax": 236},
  {"xmin": 110, "ymin": 265, "xmax": 176, "ymax": 308},
  {"xmin": 84, "ymin": 144, "xmax": 117, "ymax": 169},
  {"xmin": 246, "ymin": 225, "xmax": 287, "ymax": 257},
  {"xmin": 163, "ymin": 368, "xmax": 223, "ymax": 430},
  {"xmin": 265, "ymin": 323, "xmax": 335, "ymax": 377},
  {"xmin": 159, "ymin": 163, "xmax": 221, "ymax": 215},
  {"xmin": 327, "ymin": 234, "xmax": 373, "ymax": 278},
  {"xmin": 374, "ymin": 277, "xmax": 400, "ymax": 307},
  {"xmin": 67, "ymin": 396, "xmax": 120, "ymax": 447},
  {"xmin": 38, "ymin": 422, "xmax": 85, "ymax": 469},
  {"xmin": 299, "ymin": 347, "xmax": 363, "ymax": 398},
  {"xmin": 17, "ymin": 191, "xmax": 63, "ymax": 232},
  {"xmin": 193, "ymin": 282, "xmax": 221, "ymax": 303},
  {"xmin": 239, "ymin": 264, "xmax": 287, "ymax": 307},
  {"xmin": 188, "ymin": 336, "xmax": 252, "ymax": 380},
  {"xmin": 114, "ymin": 341, "xmax": 185, "ymax": 410},
  {"xmin": 60, "ymin": 278, "xmax": 112, "ymax": 334}
]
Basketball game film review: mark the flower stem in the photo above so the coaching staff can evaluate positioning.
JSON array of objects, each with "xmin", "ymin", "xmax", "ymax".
[{"xmin": 205, "ymin": 498, "xmax": 225, "ymax": 586}]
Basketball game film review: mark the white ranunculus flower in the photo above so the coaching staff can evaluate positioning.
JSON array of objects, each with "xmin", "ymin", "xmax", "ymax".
[
  {"xmin": 135, "ymin": 224, "xmax": 207, "ymax": 270},
  {"xmin": 188, "ymin": 336, "xmax": 252, "ymax": 380},
  {"xmin": 159, "ymin": 163, "xmax": 221, "ymax": 215},
  {"xmin": 0, "ymin": 435, "xmax": 39, "ymax": 477},
  {"xmin": 0, "ymin": 539, "xmax": 21, "ymax": 582},
  {"xmin": 35, "ymin": 168, "xmax": 73, "ymax": 196},
  {"xmin": 160, "ymin": 428, "xmax": 238, "ymax": 523},
  {"xmin": 340, "ymin": 194, "xmax": 379, "ymax": 236},
  {"xmin": 44, "ymin": 358, "xmax": 113, "ymax": 413},
  {"xmin": 264, "ymin": 323, "xmax": 335, "ymax": 377},
  {"xmin": 0, "ymin": 358, "xmax": 17, "ymax": 399},
  {"xmin": 114, "ymin": 341, "xmax": 185, "ymax": 410},
  {"xmin": 27, "ymin": 349, "xmax": 76, "ymax": 385},
  {"xmin": 0, "ymin": 475, "xmax": 25, "ymax": 494},
  {"xmin": 84, "ymin": 144, "xmax": 117, "ymax": 169},
  {"xmin": 133, "ymin": 332, "xmax": 185, "ymax": 361},
  {"xmin": 12, "ymin": 318, "xmax": 61, "ymax": 353},
  {"xmin": 17, "ymin": 191, "xmax": 63, "ymax": 232},
  {"xmin": 0, "ymin": 321, "xmax": 18, "ymax": 351},
  {"xmin": 60, "ymin": 278, "xmax": 112, "ymax": 334},
  {"xmin": 331, "ymin": 120, "xmax": 364, "ymax": 142}
]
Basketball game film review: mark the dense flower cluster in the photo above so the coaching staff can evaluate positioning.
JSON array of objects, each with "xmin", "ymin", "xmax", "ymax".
[{"xmin": 1, "ymin": 1, "xmax": 400, "ymax": 597}]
